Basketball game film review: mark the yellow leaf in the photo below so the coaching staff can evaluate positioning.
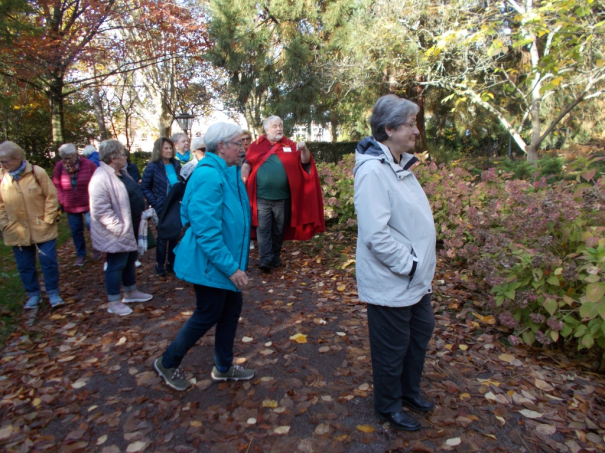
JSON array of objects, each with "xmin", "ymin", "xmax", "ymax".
[
  {"xmin": 460, "ymin": 393, "xmax": 471, "ymax": 399},
  {"xmin": 337, "ymin": 285, "xmax": 346, "ymax": 292},
  {"xmin": 482, "ymin": 315, "xmax": 497, "ymax": 325},
  {"xmin": 459, "ymin": 344, "xmax": 468, "ymax": 351},
  {"xmin": 356, "ymin": 425, "xmax": 375, "ymax": 433},
  {"xmin": 445, "ymin": 344, "xmax": 453, "ymax": 350},
  {"xmin": 190, "ymin": 420, "xmax": 203, "ymax": 427},
  {"xmin": 262, "ymin": 399, "xmax": 278, "ymax": 408},
  {"xmin": 289, "ymin": 333, "xmax": 307, "ymax": 344},
  {"xmin": 32, "ymin": 398, "xmax": 41, "ymax": 406},
  {"xmin": 472, "ymin": 312, "xmax": 485, "ymax": 321}
]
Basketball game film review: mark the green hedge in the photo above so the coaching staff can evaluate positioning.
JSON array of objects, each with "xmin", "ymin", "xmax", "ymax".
[{"xmin": 307, "ymin": 142, "xmax": 356, "ymax": 164}]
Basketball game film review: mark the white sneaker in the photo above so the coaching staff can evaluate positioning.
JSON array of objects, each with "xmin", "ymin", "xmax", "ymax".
[
  {"xmin": 108, "ymin": 301, "xmax": 132, "ymax": 316},
  {"xmin": 249, "ymin": 241, "xmax": 255, "ymax": 250},
  {"xmin": 135, "ymin": 260, "xmax": 142, "ymax": 268},
  {"xmin": 103, "ymin": 262, "xmax": 108, "ymax": 271},
  {"xmin": 122, "ymin": 290, "xmax": 153, "ymax": 303}
]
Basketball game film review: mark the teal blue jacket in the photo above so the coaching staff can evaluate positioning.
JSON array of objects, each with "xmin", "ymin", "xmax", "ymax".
[{"xmin": 174, "ymin": 152, "xmax": 250, "ymax": 291}]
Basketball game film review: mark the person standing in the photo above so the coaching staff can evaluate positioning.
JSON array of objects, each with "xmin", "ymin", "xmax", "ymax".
[
  {"xmin": 82, "ymin": 144, "xmax": 100, "ymax": 167},
  {"xmin": 180, "ymin": 136, "xmax": 206, "ymax": 182},
  {"xmin": 52, "ymin": 143, "xmax": 101, "ymax": 266},
  {"xmin": 89, "ymin": 139, "xmax": 152, "ymax": 316},
  {"xmin": 154, "ymin": 122, "xmax": 253, "ymax": 391},
  {"xmin": 354, "ymin": 95, "xmax": 436, "ymax": 431},
  {"xmin": 241, "ymin": 116, "xmax": 324, "ymax": 272},
  {"xmin": 238, "ymin": 129, "xmax": 252, "ymax": 167},
  {"xmin": 141, "ymin": 137, "xmax": 182, "ymax": 276},
  {"xmin": 172, "ymin": 133, "xmax": 192, "ymax": 164},
  {"xmin": 0, "ymin": 141, "xmax": 64, "ymax": 309}
]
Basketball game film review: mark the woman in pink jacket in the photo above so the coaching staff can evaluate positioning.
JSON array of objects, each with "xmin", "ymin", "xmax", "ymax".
[
  {"xmin": 53, "ymin": 144, "xmax": 100, "ymax": 266},
  {"xmin": 89, "ymin": 140, "xmax": 153, "ymax": 316}
]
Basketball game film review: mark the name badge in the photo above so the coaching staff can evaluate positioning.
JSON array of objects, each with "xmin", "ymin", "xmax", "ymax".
[{"xmin": 282, "ymin": 146, "xmax": 292, "ymax": 153}]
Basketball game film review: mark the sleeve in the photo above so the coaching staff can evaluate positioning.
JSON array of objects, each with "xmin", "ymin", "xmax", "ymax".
[
  {"xmin": 141, "ymin": 165, "xmax": 159, "ymax": 209},
  {"xmin": 354, "ymin": 163, "xmax": 417, "ymax": 276},
  {"xmin": 0, "ymin": 183, "xmax": 7, "ymax": 231},
  {"xmin": 52, "ymin": 162, "xmax": 65, "ymax": 207},
  {"xmin": 37, "ymin": 168, "xmax": 59, "ymax": 224},
  {"xmin": 90, "ymin": 177, "xmax": 124, "ymax": 236},
  {"xmin": 187, "ymin": 168, "xmax": 239, "ymax": 277}
]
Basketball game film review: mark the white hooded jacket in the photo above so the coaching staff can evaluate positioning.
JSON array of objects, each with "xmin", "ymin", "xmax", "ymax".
[{"xmin": 353, "ymin": 137, "xmax": 436, "ymax": 307}]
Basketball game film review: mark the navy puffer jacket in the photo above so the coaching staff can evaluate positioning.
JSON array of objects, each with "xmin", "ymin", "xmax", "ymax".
[{"xmin": 141, "ymin": 158, "xmax": 182, "ymax": 214}]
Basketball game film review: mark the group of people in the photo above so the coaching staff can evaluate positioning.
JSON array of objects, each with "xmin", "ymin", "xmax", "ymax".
[{"xmin": 0, "ymin": 96, "xmax": 440, "ymax": 431}]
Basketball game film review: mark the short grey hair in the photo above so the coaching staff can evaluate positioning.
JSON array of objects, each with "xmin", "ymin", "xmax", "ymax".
[
  {"xmin": 263, "ymin": 115, "xmax": 282, "ymax": 132},
  {"xmin": 370, "ymin": 95, "xmax": 419, "ymax": 142},
  {"xmin": 171, "ymin": 132, "xmax": 188, "ymax": 144},
  {"xmin": 204, "ymin": 123, "xmax": 243, "ymax": 155},
  {"xmin": 58, "ymin": 143, "xmax": 77, "ymax": 158},
  {"xmin": 82, "ymin": 145, "xmax": 96, "ymax": 157},
  {"xmin": 98, "ymin": 139, "xmax": 125, "ymax": 164},
  {"xmin": 0, "ymin": 141, "xmax": 25, "ymax": 160},
  {"xmin": 190, "ymin": 137, "xmax": 205, "ymax": 151}
]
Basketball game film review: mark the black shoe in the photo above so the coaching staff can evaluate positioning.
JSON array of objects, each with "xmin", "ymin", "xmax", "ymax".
[
  {"xmin": 401, "ymin": 395, "xmax": 435, "ymax": 412},
  {"xmin": 166, "ymin": 263, "xmax": 174, "ymax": 274},
  {"xmin": 272, "ymin": 258, "xmax": 282, "ymax": 268},
  {"xmin": 375, "ymin": 410, "xmax": 421, "ymax": 431},
  {"xmin": 156, "ymin": 264, "xmax": 166, "ymax": 276},
  {"xmin": 259, "ymin": 263, "xmax": 273, "ymax": 273}
]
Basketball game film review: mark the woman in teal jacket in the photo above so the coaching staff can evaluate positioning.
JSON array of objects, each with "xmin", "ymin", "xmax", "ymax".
[{"xmin": 153, "ymin": 122, "xmax": 253, "ymax": 391}]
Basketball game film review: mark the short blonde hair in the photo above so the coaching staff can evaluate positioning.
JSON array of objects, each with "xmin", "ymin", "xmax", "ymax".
[{"xmin": 0, "ymin": 141, "xmax": 25, "ymax": 160}]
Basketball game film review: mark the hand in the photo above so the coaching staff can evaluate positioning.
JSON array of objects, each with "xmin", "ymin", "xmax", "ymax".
[
  {"xmin": 296, "ymin": 141, "xmax": 308, "ymax": 152},
  {"xmin": 229, "ymin": 269, "xmax": 249, "ymax": 290}
]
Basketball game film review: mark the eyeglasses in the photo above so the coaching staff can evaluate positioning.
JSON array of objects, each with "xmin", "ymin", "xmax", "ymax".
[
  {"xmin": 227, "ymin": 141, "xmax": 245, "ymax": 148},
  {"xmin": 241, "ymin": 137, "xmax": 251, "ymax": 142},
  {"xmin": 401, "ymin": 121, "xmax": 417, "ymax": 128}
]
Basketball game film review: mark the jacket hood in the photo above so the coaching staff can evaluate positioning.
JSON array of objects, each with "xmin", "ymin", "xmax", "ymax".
[
  {"xmin": 354, "ymin": 136, "xmax": 419, "ymax": 177},
  {"xmin": 197, "ymin": 150, "xmax": 228, "ymax": 172}
]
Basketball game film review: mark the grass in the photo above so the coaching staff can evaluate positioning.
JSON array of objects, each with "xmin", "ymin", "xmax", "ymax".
[{"xmin": 0, "ymin": 213, "xmax": 72, "ymax": 346}]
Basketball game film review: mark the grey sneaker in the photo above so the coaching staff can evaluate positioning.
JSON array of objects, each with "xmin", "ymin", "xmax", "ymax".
[
  {"xmin": 211, "ymin": 364, "xmax": 254, "ymax": 381},
  {"xmin": 122, "ymin": 290, "xmax": 153, "ymax": 303},
  {"xmin": 74, "ymin": 256, "xmax": 86, "ymax": 266},
  {"xmin": 24, "ymin": 295, "xmax": 40, "ymax": 309},
  {"xmin": 49, "ymin": 294, "xmax": 64, "ymax": 308},
  {"xmin": 154, "ymin": 357, "xmax": 191, "ymax": 391}
]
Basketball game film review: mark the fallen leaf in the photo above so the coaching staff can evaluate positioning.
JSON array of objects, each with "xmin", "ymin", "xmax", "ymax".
[
  {"xmin": 126, "ymin": 441, "xmax": 148, "ymax": 452},
  {"xmin": 274, "ymin": 426, "xmax": 290, "ymax": 435},
  {"xmin": 0, "ymin": 423, "xmax": 13, "ymax": 441},
  {"xmin": 337, "ymin": 285, "xmax": 346, "ymax": 291},
  {"xmin": 315, "ymin": 423, "xmax": 330, "ymax": 435},
  {"xmin": 247, "ymin": 418, "xmax": 257, "ymax": 425},
  {"xmin": 534, "ymin": 378, "xmax": 555, "ymax": 391},
  {"xmin": 535, "ymin": 424, "xmax": 556, "ymax": 435},
  {"xmin": 445, "ymin": 438, "xmax": 461, "ymax": 446},
  {"xmin": 519, "ymin": 409, "xmax": 543, "ymax": 419},
  {"xmin": 96, "ymin": 435, "xmax": 108, "ymax": 446},
  {"xmin": 262, "ymin": 400, "xmax": 278, "ymax": 408},
  {"xmin": 356, "ymin": 425, "xmax": 375, "ymax": 433},
  {"xmin": 71, "ymin": 378, "xmax": 89, "ymax": 389},
  {"xmin": 318, "ymin": 346, "xmax": 330, "ymax": 353},
  {"xmin": 242, "ymin": 336, "xmax": 253, "ymax": 343},
  {"xmin": 116, "ymin": 337, "xmax": 126, "ymax": 346},
  {"xmin": 459, "ymin": 344, "xmax": 468, "ymax": 351},
  {"xmin": 289, "ymin": 333, "xmax": 307, "ymax": 344}
]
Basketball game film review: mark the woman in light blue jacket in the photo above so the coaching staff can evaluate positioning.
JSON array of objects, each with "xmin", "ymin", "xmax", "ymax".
[
  {"xmin": 354, "ymin": 95, "xmax": 437, "ymax": 431},
  {"xmin": 153, "ymin": 122, "xmax": 253, "ymax": 391}
]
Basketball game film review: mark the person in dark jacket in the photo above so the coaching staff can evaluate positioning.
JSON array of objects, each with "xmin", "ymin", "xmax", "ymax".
[
  {"xmin": 53, "ymin": 143, "xmax": 101, "ymax": 265},
  {"xmin": 141, "ymin": 137, "xmax": 182, "ymax": 276},
  {"xmin": 82, "ymin": 145, "xmax": 100, "ymax": 167}
]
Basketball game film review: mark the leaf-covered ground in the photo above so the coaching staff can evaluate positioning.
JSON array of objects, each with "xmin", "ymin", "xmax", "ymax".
[{"xmin": 1, "ymin": 231, "xmax": 605, "ymax": 453}]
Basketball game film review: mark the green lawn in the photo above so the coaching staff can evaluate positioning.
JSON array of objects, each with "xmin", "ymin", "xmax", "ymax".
[{"xmin": 0, "ymin": 214, "xmax": 72, "ymax": 345}]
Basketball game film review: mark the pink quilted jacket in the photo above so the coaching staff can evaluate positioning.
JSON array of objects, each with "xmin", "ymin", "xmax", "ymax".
[
  {"xmin": 52, "ymin": 158, "xmax": 97, "ymax": 214},
  {"xmin": 89, "ymin": 162, "xmax": 137, "ymax": 253}
]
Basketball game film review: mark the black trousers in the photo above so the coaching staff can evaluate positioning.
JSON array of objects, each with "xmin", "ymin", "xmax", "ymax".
[
  {"xmin": 156, "ymin": 237, "xmax": 177, "ymax": 269},
  {"xmin": 256, "ymin": 197, "xmax": 289, "ymax": 267},
  {"xmin": 367, "ymin": 294, "xmax": 435, "ymax": 414}
]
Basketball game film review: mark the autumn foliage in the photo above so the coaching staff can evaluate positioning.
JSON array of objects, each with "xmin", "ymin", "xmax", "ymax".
[{"xmin": 318, "ymin": 151, "xmax": 605, "ymax": 354}]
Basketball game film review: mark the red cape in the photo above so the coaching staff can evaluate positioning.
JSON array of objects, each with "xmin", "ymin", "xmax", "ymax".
[{"xmin": 245, "ymin": 135, "xmax": 325, "ymax": 241}]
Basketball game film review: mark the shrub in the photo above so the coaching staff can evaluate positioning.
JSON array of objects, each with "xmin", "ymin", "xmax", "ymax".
[{"xmin": 317, "ymin": 154, "xmax": 356, "ymax": 230}]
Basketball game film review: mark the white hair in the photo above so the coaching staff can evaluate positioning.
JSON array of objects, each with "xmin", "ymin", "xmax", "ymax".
[
  {"xmin": 204, "ymin": 123, "xmax": 243, "ymax": 154},
  {"xmin": 82, "ymin": 145, "xmax": 97, "ymax": 157},
  {"xmin": 190, "ymin": 137, "xmax": 206, "ymax": 151},
  {"xmin": 263, "ymin": 115, "xmax": 282, "ymax": 132},
  {"xmin": 58, "ymin": 143, "xmax": 77, "ymax": 158}
]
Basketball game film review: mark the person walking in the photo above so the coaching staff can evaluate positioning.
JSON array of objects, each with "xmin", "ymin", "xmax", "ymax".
[
  {"xmin": 354, "ymin": 95, "xmax": 437, "ymax": 431},
  {"xmin": 0, "ymin": 141, "xmax": 64, "ymax": 309},
  {"xmin": 52, "ymin": 143, "xmax": 101, "ymax": 266},
  {"xmin": 89, "ymin": 139, "xmax": 152, "ymax": 316},
  {"xmin": 141, "ymin": 137, "xmax": 182, "ymax": 276},
  {"xmin": 154, "ymin": 122, "xmax": 253, "ymax": 391}
]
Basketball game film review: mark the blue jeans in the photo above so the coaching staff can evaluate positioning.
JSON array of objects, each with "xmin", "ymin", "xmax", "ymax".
[
  {"xmin": 105, "ymin": 250, "xmax": 138, "ymax": 301},
  {"xmin": 67, "ymin": 212, "xmax": 90, "ymax": 257},
  {"xmin": 256, "ymin": 198, "xmax": 289, "ymax": 267},
  {"xmin": 12, "ymin": 240, "xmax": 60, "ymax": 297},
  {"xmin": 162, "ymin": 285, "xmax": 243, "ymax": 369}
]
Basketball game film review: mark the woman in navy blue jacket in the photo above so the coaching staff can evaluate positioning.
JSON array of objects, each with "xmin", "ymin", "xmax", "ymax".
[{"xmin": 141, "ymin": 137, "xmax": 182, "ymax": 275}]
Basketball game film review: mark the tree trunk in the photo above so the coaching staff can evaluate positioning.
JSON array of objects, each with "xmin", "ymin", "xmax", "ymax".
[
  {"xmin": 91, "ymin": 87, "xmax": 108, "ymax": 140},
  {"xmin": 48, "ymin": 78, "xmax": 65, "ymax": 151}
]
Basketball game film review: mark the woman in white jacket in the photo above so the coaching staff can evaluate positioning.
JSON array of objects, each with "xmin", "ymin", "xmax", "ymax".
[{"xmin": 354, "ymin": 95, "xmax": 436, "ymax": 431}]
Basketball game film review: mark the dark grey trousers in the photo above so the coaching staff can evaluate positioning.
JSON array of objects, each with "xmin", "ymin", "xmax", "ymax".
[
  {"xmin": 367, "ymin": 294, "xmax": 435, "ymax": 414},
  {"xmin": 256, "ymin": 197, "xmax": 289, "ymax": 267}
]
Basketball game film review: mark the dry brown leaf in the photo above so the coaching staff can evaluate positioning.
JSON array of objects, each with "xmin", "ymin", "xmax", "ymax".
[{"xmin": 356, "ymin": 425, "xmax": 375, "ymax": 433}]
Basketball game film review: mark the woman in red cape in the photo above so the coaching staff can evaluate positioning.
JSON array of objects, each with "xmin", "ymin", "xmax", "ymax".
[{"xmin": 244, "ymin": 134, "xmax": 325, "ymax": 242}]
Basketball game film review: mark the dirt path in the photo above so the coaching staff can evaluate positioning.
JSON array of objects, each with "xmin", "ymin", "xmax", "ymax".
[{"xmin": 1, "ymin": 233, "xmax": 604, "ymax": 452}]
